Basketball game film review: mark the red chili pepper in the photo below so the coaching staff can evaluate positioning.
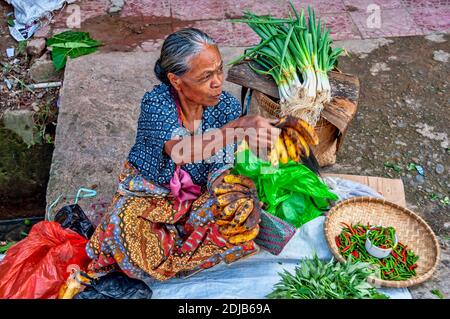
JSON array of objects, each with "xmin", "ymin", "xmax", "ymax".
[
  {"xmin": 402, "ymin": 250, "xmax": 407, "ymax": 263},
  {"xmin": 341, "ymin": 244, "xmax": 352, "ymax": 253},
  {"xmin": 357, "ymin": 227, "xmax": 366, "ymax": 236},
  {"xmin": 391, "ymin": 251, "xmax": 399, "ymax": 260},
  {"xmin": 409, "ymin": 264, "xmax": 418, "ymax": 271},
  {"xmin": 351, "ymin": 251, "xmax": 359, "ymax": 258},
  {"xmin": 335, "ymin": 237, "xmax": 341, "ymax": 248},
  {"xmin": 383, "ymin": 269, "xmax": 395, "ymax": 275},
  {"xmin": 342, "ymin": 222, "xmax": 356, "ymax": 235}
]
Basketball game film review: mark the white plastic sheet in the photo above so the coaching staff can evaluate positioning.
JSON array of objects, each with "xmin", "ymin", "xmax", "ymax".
[
  {"xmin": 145, "ymin": 178, "xmax": 412, "ymax": 299},
  {"xmin": 6, "ymin": 0, "xmax": 75, "ymax": 40},
  {"xmin": 6, "ymin": 0, "xmax": 74, "ymax": 25}
]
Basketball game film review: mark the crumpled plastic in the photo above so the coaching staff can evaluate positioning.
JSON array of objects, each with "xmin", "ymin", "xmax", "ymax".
[
  {"xmin": 54, "ymin": 204, "xmax": 95, "ymax": 239},
  {"xmin": 6, "ymin": 0, "xmax": 74, "ymax": 25},
  {"xmin": 232, "ymin": 149, "xmax": 338, "ymax": 227},
  {"xmin": 0, "ymin": 221, "xmax": 91, "ymax": 299},
  {"xmin": 73, "ymin": 272, "xmax": 153, "ymax": 299}
]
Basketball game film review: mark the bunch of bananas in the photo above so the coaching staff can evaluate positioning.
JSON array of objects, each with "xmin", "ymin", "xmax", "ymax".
[
  {"xmin": 268, "ymin": 116, "xmax": 319, "ymax": 166},
  {"xmin": 212, "ymin": 174, "xmax": 261, "ymax": 244}
]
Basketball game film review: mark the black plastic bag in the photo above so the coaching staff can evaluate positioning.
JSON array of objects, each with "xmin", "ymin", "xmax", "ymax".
[
  {"xmin": 73, "ymin": 272, "xmax": 153, "ymax": 299},
  {"xmin": 54, "ymin": 204, "xmax": 95, "ymax": 239}
]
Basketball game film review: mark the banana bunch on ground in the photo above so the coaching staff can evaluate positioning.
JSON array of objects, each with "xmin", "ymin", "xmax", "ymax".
[
  {"xmin": 212, "ymin": 174, "xmax": 261, "ymax": 244},
  {"xmin": 268, "ymin": 116, "xmax": 320, "ymax": 167}
]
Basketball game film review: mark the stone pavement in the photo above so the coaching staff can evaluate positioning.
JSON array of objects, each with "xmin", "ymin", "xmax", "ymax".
[{"xmin": 34, "ymin": 0, "xmax": 450, "ymax": 51}]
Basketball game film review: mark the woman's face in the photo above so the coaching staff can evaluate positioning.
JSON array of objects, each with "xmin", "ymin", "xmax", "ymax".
[{"xmin": 169, "ymin": 44, "xmax": 224, "ymax": 106}]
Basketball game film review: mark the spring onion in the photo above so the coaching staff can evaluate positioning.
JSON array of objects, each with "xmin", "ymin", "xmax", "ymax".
[{"xmin": 230, "ymin": 3, "xmax": 346, "ymax": 125}]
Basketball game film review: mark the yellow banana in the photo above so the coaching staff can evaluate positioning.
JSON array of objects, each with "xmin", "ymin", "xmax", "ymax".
[
  {"xmin": 275, "ymin": 116, "xmax": 319, "ymax": 146},
  {"xmin": 228, "ymin": 225, "xmax": 260, "ymax": 244},
  {"xmin": 275, "ymin": 136, "xmax": 289, "ymax": 164},
  {"xmin": 297, "ymin": 134, "xmax": 310, "ymax": 158},
  {"xmin": 268, "ymin": 147, "xmax": 279, "ymax": 167},
  {"xmin": 219, "ymin": 224, "xmax": 248, "ymax": 236},
  {"xmin": 216, "ymin": 191, "xmax": 248, "ymax": 207},
  {"xmin": 231, "ymin": 198, "xmax": 254, "ymax": 226},
  {"xmin": 213, "ymin": 182, "xmax": 250, "ymax": 196},
  {"xmin": 223, "ymin": 174, "xmax": 256, "ymax": 191},
  {"xmin": 216, "ymin": 219, "xmax": 231, "ymax": 226},
  {"xmin": 243, "ymin": 203, "xmax": 261, "ymax": 230},
  {"xmin": 294, "ymin": 118, "xmax": 319, "ymax": 146},
  {"xmin": 218, "ymin": 197, "xmax": 248, "ymax": 220},
  {"xmin": 285, "ymin": 127, "xmax": 309, "ymax": 158},
  {"xmin": 282, "ymin": 131, "xmax": 299, "ymax": 162}
]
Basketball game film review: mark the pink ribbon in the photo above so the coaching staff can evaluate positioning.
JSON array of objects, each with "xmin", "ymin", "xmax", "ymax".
[{"xmin": 169, "ymin": 166, "xmax": 202, "ymax": 202}]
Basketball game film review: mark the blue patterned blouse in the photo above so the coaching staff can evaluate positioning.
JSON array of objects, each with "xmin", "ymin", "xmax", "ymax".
[{"xmin": 128, "ymin": 83, "xmax": 241, "ymax": 186}]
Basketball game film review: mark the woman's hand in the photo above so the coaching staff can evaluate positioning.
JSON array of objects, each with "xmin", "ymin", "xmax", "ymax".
[{"xmin": 229, "ymin": 115, "xmax": 281, "ymax": 160}]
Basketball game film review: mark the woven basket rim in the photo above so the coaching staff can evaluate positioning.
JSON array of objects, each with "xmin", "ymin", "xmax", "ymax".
[{"xmin": 324, "ymin": 196, "xmax": 441, "ymax": 288}]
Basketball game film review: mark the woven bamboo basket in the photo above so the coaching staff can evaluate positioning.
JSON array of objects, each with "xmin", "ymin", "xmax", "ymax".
[
  {"xmin": 253, "ymin": 90, "xmax": 339, "ymax": 166},
  {"xmin": 324, "ymin": 197, "xmax": 441, "ymax": 288}
]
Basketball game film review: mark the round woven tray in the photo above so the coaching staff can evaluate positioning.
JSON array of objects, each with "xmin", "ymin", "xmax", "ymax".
[{"xmin": 324, "ymin": 197, "xmax": 441, "ymax": 288}]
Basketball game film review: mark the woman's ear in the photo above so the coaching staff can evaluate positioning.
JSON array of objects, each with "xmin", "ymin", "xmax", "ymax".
[{"xmin": 167, "ymin": 73, "xmax": 181, "ymax": 91}]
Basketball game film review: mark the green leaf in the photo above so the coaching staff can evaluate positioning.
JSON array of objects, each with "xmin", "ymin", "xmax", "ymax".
[
  {"xmin": 47, "ymin": 31, "xmax": 102, "ymax": 70},
  {"xmin": 51, "ymin": 46, "xmax": 98, "ymax": 70},
  {"xmin": 384, "ymin": 162, "xmax": 401, "ymax": 173},
  {"xmin": 0, "ymin": 242, "xmax": 15, "ymax": 254},
  {"xmin": 7, "ymin": 16, "xmax": 15, "ymax": 27},
  {"xmin": 431, "ymin": 289, "xmax": 445, "ymax": 299}
]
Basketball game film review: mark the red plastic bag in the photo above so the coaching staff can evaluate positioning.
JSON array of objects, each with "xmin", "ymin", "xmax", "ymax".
[{"xmin": 0, "ymin": 221, "xmax": 91, "ymax": 299}]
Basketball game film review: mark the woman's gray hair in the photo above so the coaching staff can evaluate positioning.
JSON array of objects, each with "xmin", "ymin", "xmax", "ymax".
[{"xmin": 154, "ymin": 28, "xmax": 216, "ymax": 85}]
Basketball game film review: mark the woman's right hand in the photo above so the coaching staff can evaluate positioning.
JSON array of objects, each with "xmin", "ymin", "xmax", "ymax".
[{"xmin": 230, "ymin": 115, "xmax": 280, "ymax": 159}]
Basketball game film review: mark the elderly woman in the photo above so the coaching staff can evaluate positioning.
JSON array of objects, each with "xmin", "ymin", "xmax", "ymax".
[{"xmin": 86, "ymin": 28, "xmax": 280, "ymax": 281}]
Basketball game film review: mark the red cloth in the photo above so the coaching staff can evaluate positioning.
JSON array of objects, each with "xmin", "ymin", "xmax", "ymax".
[{"xmin": 0, "ymin": 221, "xmax": 91, "ymax": 299}]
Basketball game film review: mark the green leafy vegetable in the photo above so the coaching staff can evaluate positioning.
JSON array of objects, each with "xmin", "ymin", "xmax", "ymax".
[
  {"xmin": 431, "ymin": 289, "xmax": 445, "ymax": 299},
  {"xmin": 268, "ymin": 254, "xmax": 389, "ymax": 299},
  {"xmin": 47, "ymin": 31, "xmax": 102, "ymax": 70},
  {"xmin": 7, "ymin": 16, "xmax": 15, "ymax": 27},
  {"xmin": 384, "ymin": 162, "xmax": 401, "ymax": 173},
  {"xmin": 0, "ymin": 242, "xmax": 15, "ymax": 254}
]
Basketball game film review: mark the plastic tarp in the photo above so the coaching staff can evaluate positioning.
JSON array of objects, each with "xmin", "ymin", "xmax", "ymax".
[
  {"xmin": 6, "ymin": 0, "xmax": 74, "ymax": 25},
  {"xmin": 144, "ymin": 177, "xmax": 411, "ymax": 299}
]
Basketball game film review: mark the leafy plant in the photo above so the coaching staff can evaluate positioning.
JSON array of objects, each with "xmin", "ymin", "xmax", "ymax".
[
  {"xmin": 33, "ymin": 101, "xmax": 58, "ymax": 145},
  {"xmin": 7, "ymin": 16, "xmax": 15, "ymax": 27},
  {"xmin": 267, "ymin": 255, "xmax": 389, "ymax": 299},
  {"xmin": 384, "ymin": 162, "xmax": 401, "ymax": 173},
  {"xmin": 47, "ymin": 31, "xmax": 102, "ymax": 70},
  {"xmin": 17, "ymin": 40, "xmax": 27, "ymax": 56},
  {"xmin": 431, "ymin": 289, "xmax": 445, "ymax": 299},
  {"xmin": 0, "ymin": 242, "xmax": 15, "ymax": 254}
]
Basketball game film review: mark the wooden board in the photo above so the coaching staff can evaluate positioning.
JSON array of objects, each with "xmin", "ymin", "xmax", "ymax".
[
  {"xmin": 322, "ymin": 173, "xmax": 406, "ymax": 207},
  {"xmin": 226, "ymin": 61, "xmax": 360, "ymax": 105}
]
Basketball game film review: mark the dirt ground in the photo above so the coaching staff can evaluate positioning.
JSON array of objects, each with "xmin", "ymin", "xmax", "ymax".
[{"xmin": 324, "ymin": 35, "xmax": 449, "ymax": 239}]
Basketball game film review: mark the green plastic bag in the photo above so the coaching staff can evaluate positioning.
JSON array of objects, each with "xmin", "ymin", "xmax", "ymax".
[{"xmin": 232, "ymin": 149, "xmax": 338, "ymax": 227}]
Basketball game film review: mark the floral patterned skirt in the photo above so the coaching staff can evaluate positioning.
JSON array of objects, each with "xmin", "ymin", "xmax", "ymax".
[{"xmin": 86, "ymin": 162, "xmax": 259, "ymax": 281}]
